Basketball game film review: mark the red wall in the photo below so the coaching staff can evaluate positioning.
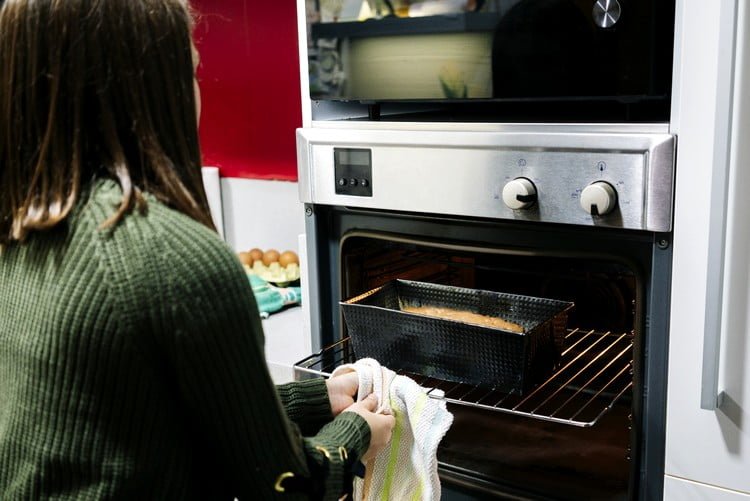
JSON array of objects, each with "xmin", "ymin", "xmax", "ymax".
[{"xmin": 192, "ymin": 1, "xmax": 302, "ymax": 180}]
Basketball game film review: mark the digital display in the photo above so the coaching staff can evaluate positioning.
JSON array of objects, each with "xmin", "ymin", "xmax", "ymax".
[{"xmin": 335, "ymin": 148, "xmax": 371, "ymax": 167}]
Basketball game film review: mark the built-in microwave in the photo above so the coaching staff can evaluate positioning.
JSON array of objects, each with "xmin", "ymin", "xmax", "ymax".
[{"xmin": 305, "ymin": 0, "xmax": 675, "ymax": 122}]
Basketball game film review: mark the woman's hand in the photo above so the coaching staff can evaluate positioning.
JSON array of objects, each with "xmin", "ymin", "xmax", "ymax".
[
  {"xmin": 343, "ymin": 394, "xmax": 396, "ymax": 461},
  {"xmin": 326, "ymin": 372, "xmax": 359, "ymax": 416}
]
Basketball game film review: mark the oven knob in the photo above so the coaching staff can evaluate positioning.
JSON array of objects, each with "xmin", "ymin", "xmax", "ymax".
[
  {"xmin": 593, "ymin": 0, "xmax": 621, "ymax": 28},
  {"xmin": 580, "ymin": 181, "xmax": 617, "ymax": 216},
  {"xmin": 502, "ymin": 178, "xmax": 537, "ymax": 210}
]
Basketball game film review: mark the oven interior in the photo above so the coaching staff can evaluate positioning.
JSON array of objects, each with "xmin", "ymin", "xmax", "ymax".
[
  {"xmin": 297, "ymin": 216, "xmax": 668, "ymax": 499},
  {"xmin": 343, "ymin": 235, "xmax": 637, "ymax": 499},
  {"xmin": 340, "ymin": 237, "xmax": 637, "ymax": 334}
]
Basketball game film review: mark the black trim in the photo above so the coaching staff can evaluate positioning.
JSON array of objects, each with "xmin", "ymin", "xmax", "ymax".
[{"xmin": 311, "ymin": 12, "xmax": 501, "ymax": 39}]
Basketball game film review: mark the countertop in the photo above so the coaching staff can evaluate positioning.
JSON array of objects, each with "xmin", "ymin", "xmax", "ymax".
[{"xmin": 261, "ymin": 305, "xmax": 308, "ymax": 384}]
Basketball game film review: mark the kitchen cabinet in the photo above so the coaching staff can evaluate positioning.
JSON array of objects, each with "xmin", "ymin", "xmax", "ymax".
[
  {"xmin": 664, "ymin": 477, "xmax": 750, "ymax": 500},
  {"xmin": 190, "ymin": 2, "xmax": 306, "ymax": 259},
  {"xmin": 192, "ymin": 1, "xmax": 302, "ymax": 180},
  {"xmin": 666, "ymin": 0, "xmax": 750, "ymax": 496}
]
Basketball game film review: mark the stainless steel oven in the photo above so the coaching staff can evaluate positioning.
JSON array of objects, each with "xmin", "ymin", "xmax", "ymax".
[{"xmin": 294, "ymin": 124, "xmax": 675, "ymax": 499}]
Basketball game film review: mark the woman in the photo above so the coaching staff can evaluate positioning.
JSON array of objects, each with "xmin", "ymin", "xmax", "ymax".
[{"xmin": 0, "ymin": 0, "xmax": 394, "ymax": 499}]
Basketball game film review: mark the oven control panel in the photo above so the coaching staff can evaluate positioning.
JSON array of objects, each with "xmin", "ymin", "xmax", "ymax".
[
  {"xmin": 298, "ymin": 127, "xmax": 675, "ymax": 232},
  {"xmin": 334, "ymin": 148, "xmax": 372, "ymax": 197}
]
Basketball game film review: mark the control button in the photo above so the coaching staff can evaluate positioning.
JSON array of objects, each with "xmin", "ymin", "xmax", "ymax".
[
  {"xmin": 360, "ymin": 179, "xmax": 369, "ymax": 187},
  {"xmin": 502, "ymin": 178, "xmax": 537, "ymax": 210},
  {"xmin": 580, "ymin": 181, "xmax": 617, "ymax": 216},
  {"xmin": 593, "ymin": 0, "xmax": 621, "ymax": 29},
  {"xmin": 338, "ymin": 178, "xmax": 347, "ymax": 186},
  {"xmin": 349, "ymin": 178, "xmax": 358, "ymax": 187}
]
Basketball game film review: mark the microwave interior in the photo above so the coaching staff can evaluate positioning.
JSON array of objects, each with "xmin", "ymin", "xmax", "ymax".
[
  {"xmin": 298, "ymin": 207, "xmax": 671, "ymax": 500},
  {"xmin": 305, "ymin": 0, "xmax": 676, "ymax": 123}
]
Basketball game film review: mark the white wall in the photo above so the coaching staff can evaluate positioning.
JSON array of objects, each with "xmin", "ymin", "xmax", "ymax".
[
  {"xmin": 201, "ymin": 167, "xmax": 224, "ymax": 238},
  {"xmin": 220, "ymin": 177, "xmax": 305, "ymax": 254}
]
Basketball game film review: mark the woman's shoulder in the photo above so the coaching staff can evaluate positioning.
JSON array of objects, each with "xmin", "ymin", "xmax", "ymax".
[
  {"xmin": 77, "ymin": 179, "xmax": 259, "ymax": 351},
  {"xmin": 80, "ymin": 178, "xmax": 243, "ymax": 286}
]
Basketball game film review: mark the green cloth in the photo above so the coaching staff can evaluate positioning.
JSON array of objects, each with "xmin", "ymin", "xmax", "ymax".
[
  {"xmin": 0, "ymin": 179, "xmax": 369, "ymax": 500},
  {"xmin": 248, "ymin": 274, "xmax": 302, "ymax": 318}
]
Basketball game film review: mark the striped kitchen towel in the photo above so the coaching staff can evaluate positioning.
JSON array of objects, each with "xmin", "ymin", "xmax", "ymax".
[{"xmin": 332, "ymin": 358, "xmax": 454, "ymax": 501}]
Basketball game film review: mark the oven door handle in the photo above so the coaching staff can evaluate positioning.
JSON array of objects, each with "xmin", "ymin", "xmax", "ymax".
[{"xmin": 701, "ymin": 0, "xmax": 740, "ymax": 411}]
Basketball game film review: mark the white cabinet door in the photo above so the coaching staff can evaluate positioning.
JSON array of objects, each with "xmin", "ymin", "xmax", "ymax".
[
  {"xmin": 665, "ymin": 476, "xmax": 750, "ymax": 501},
  {"xmin": 667, "ymin": 0, "xmax": 750, "ymax": 495}
]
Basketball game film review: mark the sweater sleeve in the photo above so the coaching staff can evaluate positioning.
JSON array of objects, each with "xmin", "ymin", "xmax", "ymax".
[
  {"xmin": 276, "ymin": 379, "xmax": 336, "ymax": 435},
  {"xmin": 104, "ymin": 206, "xmax": 370, "ymax": 500}
]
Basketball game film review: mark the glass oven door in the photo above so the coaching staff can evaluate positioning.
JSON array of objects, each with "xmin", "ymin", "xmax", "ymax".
[
  {"xmin": 296, "ymin": 206, "xmax": 672, "ymax": 500},
  {"xmin": 303, "ymin": 0, "xmax": 676, "ymax": 122}
]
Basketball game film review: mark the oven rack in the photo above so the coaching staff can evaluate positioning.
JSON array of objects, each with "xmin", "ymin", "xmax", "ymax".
[{"xmin": 294, "ymin": 328, "xmax": 633, "ymax": 428}]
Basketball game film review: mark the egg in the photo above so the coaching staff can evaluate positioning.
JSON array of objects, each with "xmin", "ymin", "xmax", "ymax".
[
  {"xmin": 238, "ymin": 252, "xmax": 253, "ymax": 266},
  {"xmin": 278, "ymin": 250, "xmax": 299, "ymax": 267},
  {"xmin": 249, "ymin": 248, "xmax": 264, "ymax": 263},
  {"xmin": 262, "ymin": 249, "xmax": 280, "ymax": 266}
]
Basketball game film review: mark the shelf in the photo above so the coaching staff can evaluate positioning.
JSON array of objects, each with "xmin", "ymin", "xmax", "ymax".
[
  {"xmin": 311, "ymin": 12, "xmax": 501, "ymax": 39},
  {"xmin": 294, "ymin": 328, "xmax": 633, "ymax": 427}
]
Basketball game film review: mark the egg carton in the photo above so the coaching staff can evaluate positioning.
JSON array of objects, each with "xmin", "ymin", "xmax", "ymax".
[{"xmin": 244, "ymin": 261, "xmax": 301, "ymax": 286}]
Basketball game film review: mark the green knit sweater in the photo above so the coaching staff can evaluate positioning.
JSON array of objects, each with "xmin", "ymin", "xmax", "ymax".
[{"xmin": 0, "ymin": 179, "xmax": 370, "ymax": 500}]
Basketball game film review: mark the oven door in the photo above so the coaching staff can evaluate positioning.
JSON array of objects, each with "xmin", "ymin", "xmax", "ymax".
[
  {"xmin": 303, "ymin": 0, "xmax": 675, "ymax": 122},
  {"xmin": 296, "ymin": 208, "xmax": 671, "ymax": 500}
]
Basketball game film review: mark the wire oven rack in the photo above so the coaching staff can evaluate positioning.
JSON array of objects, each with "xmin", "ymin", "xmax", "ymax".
[{"xmin": 294, "ymin": 328, "xmax": 633, "ymax": 428}]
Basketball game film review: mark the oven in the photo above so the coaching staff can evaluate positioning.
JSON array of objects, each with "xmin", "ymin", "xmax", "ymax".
[
  {"xmin": 294, "ymin": 0, "xmax": 679, "ymax": 497},
  {"xmin": 293, "ymin": 125, "xmax": 675, "ymax": 499},
  {"xmin": 305, "ymin": 0, "xmax": 675, "ymax": 122}
]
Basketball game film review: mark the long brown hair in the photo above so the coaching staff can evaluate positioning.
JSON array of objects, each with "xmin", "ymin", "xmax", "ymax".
[{"xmin": 0, "ymin": 0, "xmax": 215, "ymax": 245}]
